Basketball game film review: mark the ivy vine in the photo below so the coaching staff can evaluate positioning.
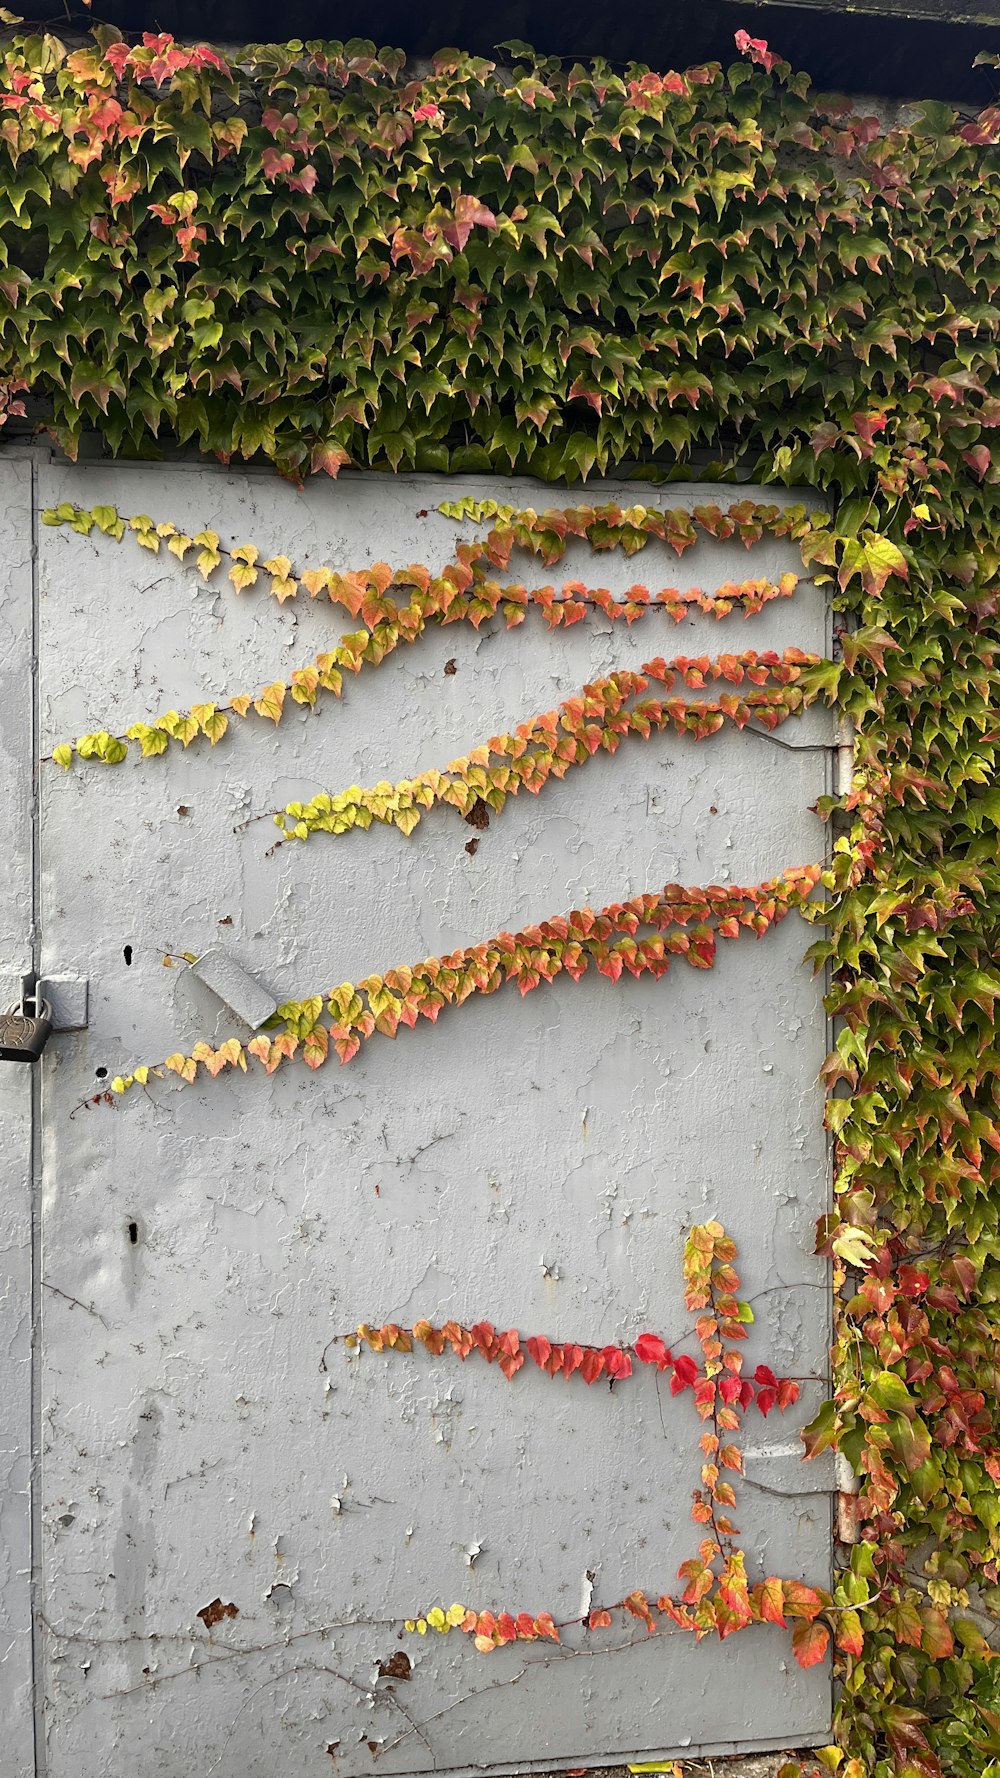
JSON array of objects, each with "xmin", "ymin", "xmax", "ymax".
[
  {"xmin": 391, "ymin": 1224, "xmax": 838, "ymax": 1667},
  {"xmin": 106, "ymin": 866, "xmax": 818, "ymax": 1094},
  {"xmin": 40, "ymin": 496, "xmax": 815, "ymax": 768}
]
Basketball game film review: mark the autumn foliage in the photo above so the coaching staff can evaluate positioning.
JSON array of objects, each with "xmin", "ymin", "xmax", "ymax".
[{"xmin": 15, "ymin": 16, "xmax": 1000, "ymax": 1773}]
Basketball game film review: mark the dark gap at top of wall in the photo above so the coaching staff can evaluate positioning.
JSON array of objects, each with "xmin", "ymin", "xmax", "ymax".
[{"xmin": 14, "ymin": 0, "xmax": 1000, "ymax": 101}]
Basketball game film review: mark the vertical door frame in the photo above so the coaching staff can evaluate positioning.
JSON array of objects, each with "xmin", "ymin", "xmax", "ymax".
[{"xmin": 0, "ymin": 444, "xmax": 44, "ymax": 1777}]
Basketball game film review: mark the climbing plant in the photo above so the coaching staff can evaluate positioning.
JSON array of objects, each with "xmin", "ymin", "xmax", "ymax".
[
  {"xmin": 39, "ymin": 495, "xmax": 815, "ymax": 767},
  {"xmin": 105, "ymin": 865, "xmax": 819, "ymax": 1093},
  {"xmin": 7, "ymin": 14, "xmax": 1000, "ymax": 1776},
  {"xmin": 391, "ymin": 1223, "xmax": 837, "ymax": 1667}
]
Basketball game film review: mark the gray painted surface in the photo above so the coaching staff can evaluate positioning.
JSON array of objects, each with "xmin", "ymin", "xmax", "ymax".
[
  {"xmin": 0, "ymin": 457, "xmax": 37, "ymax": 1778},
  {"xmin": 6, "ymin": 457, "xmax": 832, "ymax": 1774}
]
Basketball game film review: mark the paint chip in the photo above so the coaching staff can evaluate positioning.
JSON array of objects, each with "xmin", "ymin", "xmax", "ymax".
[
  {"xmin": 376, "ymin": 1651, "xmax": 412, "ymax": 1681},
  {"xmin": 197, "ymin": 1598, "xmax": 239, "ymax": 1629}
]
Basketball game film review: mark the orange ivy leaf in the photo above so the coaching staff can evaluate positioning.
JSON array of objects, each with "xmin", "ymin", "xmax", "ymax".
[
  {"xmin": 302, "ymin": 1024, "xmax": 329, "ymax": 1069},
  {"xmin": 757, "ymin": 1577, "xmax": 786, "ymax": 1626},
  {"xmin": 791, "ymin": 1619, "xmax": 830, "ymax": 1670}
]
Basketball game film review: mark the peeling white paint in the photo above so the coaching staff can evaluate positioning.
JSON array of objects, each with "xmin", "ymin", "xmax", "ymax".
[{"xmin": 0, "ymin": 457, "xmax": 836, "ymax": 1777}]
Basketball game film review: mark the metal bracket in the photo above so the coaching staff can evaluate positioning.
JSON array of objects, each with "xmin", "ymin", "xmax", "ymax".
[
  {"xmin": 38, "ymin": 975, "xmax": 89, "ymax": 1032},
  {"xmin": 0, "ymin": 972, "xmax": 88, "ymax": 1032},
  {"xmin": 189, "ymin": 951, "xmax": 277, "ymax": 1029},
  {"xmin": 742, "ymin": 1442, "xmax": 837, "ymax": 1498}
]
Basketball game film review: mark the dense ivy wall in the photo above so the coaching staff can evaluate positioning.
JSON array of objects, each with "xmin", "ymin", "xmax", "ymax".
[{"xmin": 4, "ymin": 20, "xmax": 1000, "ymax": 1777}]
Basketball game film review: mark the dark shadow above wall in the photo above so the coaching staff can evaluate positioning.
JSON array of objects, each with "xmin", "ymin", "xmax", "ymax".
[{"xmin": 18, "ymin": 0, "xmax": 1000, "ymax": 101}]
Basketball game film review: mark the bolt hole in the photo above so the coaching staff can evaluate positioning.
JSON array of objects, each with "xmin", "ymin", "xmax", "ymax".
[
  {"xmin": 128, "ymin": 1221, "xmax": 138, "ymax": 1245},
  {"xmin": 123, "ymin": 944, "xmax": 133, "ymax": 966},
  {"xmin": 95, "ymin": 1066, "xmax": 108, "ymax": 1079}
]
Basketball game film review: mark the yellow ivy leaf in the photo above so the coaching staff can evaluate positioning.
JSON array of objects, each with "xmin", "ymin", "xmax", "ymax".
[
  {"xmin": 254, "ymin": 681, "xmax": 286, "ymax": 724},
  {"xmin": 159, "ymin": 711, "xmax": 199, "ymax": 747},
  {"xmin": 52, "ymin": 743, "xmax": 73, "ymax": 769},
  {"xmin": 229, "ymin": 556, "xmax": 259, "ymax": 591},
  {"xmin": 263, "ymin": 555, "xmax": 297, "ymax": 601},
  {"xmin": 167, "ymin": 533, "xmax": 192, "ymax": 561},
  {"xmin": 316, "ymin": 656, "xmax": 343, "ymax": 695},
  {"xmin": 164, "ymin": 1052, "xmax": 197, "ymax": 1084},
  {"xmin": 191, "ymin": 1040, "xmax": 220, "ymax": 1075},
  {"xmin": 126, "ymin": 722, "xmax": 169, "ymax": 757},
  {"xmin": 191, "ymin": 704, "xmax": 227, "ymax": 744},
  {"xmin": 230, "ymin": 695, "xmax": 252, "ymax": 718},
  {"xmin": 193, "ymin": 530, "xmax": 222, "ymax": 580},
  {"xmin": 301, "ymin": 567, "xmax": 333, "ymax": 597},
  {"xmin": 133, "ymin": 1066, "xmax": 149, "ymax": 1086},
  {"xmin": 290, "ymin": 665, "xmax": 319, "ymax": 704}
]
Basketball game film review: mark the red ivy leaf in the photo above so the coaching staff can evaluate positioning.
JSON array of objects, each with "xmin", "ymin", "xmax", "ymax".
[
  {"xmin": 670, "ymin": 1353, "xmax": 699, "ymax": 1394},
  {"xmin": 734, "ymin": 29, "xmax": 779, "ymax": 73},
  {"xmin": 634, "ymin": 1332, "xmax": 673, "ymax": 1369}
]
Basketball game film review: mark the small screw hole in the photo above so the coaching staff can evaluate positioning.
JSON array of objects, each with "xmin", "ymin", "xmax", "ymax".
[
  {"xmin": 95, "ymin": 1066, "xmax": 108, "ymax": 1079},
  {"xmin": 123, "ymin": 945, "xmax": 133, "ymax": 966},
  {"xmin": 128, "ymin": 1222, "xmax": 138, "ymax": 1245}
]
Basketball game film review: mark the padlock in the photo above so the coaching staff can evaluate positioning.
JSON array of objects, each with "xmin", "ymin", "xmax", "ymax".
[{"xmin": 0, "ymin": 988, "xmax": 53, "ymax": 1062}]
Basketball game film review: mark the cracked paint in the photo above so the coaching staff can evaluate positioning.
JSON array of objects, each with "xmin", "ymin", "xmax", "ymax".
[{"xmin": 21, "ymin": 462, "xmax": 835, "ymax": 1778}]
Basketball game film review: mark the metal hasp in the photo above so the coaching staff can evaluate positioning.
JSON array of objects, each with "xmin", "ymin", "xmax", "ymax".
[
  {"xmin": 189, "ymin": 950, "xmax": 278, "ymax": 1029},
  {"xmin": 0, "ymin": 984, "xmax": 53, "ymax": 1062}
]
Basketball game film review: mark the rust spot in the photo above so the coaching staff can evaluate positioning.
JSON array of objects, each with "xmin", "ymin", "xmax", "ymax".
[
  {"xmin": 366, "ymin": 1741, "xmax": 380, "ymax": 1757},
  {"xmin": 464, "ymin": 798, "xmax": 490, "ymax": 831},
  {"xmin": 327, "ymin": 1744, "xmax": 340, "ymax": 1761},
  {"xmin": 416, "ymin": 509, "xmax": 428, "ymax": 518},
  {"xmin": 218, "ymin": 915, "xmax": 233, "ymax": 926},
  {"xmin": 838, "ymin": 1488, "xmax": 862, "ymax": 1544},
  {"xmin": 465, "ymin": 837, "xmax": 479, "ymax": 856},
  {"xmin": 197, "ymin": 1597, "xmax": 239, "ymax": 1629},
  {"xmin": 709, "ymin": 805, "xmax": 718, "ymax": 814},
  {"xmin": 443, "ymin": 657, "xmax": 457, "ymax": 676},
  {"xmin": 176, "ymin": 805, "xmax": 191, "ymax": 817},
  {"xmin": 377, "ymin": 1650, "xmax": 412, "ymax": 1681}
]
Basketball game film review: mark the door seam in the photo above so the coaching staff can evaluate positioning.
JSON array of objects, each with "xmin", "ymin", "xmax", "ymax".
[{"xmin": 29, "ymin": 448, "xmax": 47, "ymax": 1778}]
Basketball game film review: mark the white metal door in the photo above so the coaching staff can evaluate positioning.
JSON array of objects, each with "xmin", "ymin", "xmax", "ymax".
[{"xmin": 25, "ymin": 456, "xmax": 834, "ymax": 1776}]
